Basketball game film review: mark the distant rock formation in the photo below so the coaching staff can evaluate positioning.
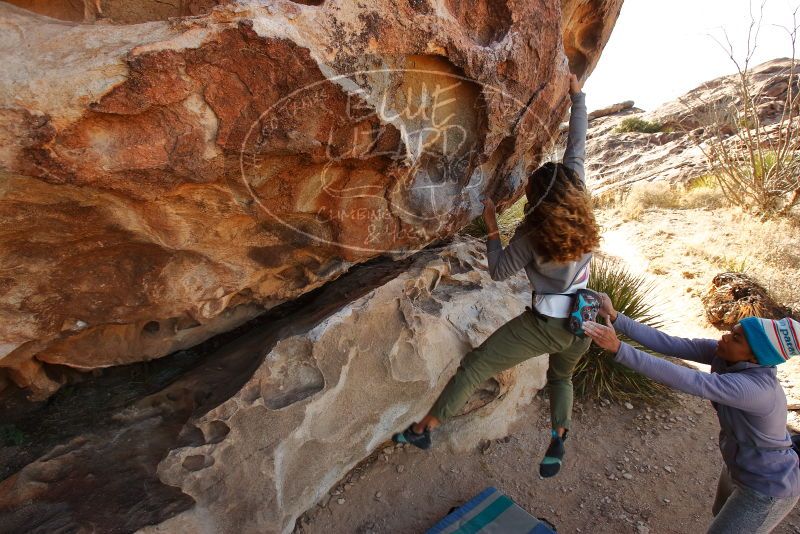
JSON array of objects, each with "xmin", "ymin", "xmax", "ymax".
[
  {"xmin": 588, "ymin": 100, "xmax": 635, "ymax": 120},
  {"xmin": 583, "ymin": 58, "xmax": 799, "ymax": 193},
  {"xmin": 0, "ymin": 0, "xmax": 623, "ymax": 397}
]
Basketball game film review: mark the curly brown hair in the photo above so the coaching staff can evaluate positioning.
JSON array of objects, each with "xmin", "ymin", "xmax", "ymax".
[{"xmin": 521, "ymin": 162, "xmax": 600, "ymax": 263}]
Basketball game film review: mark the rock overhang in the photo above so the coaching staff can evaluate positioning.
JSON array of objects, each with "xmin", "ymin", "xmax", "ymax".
[{"xmin": 0, "ymin": 0, "xmax": 623, "ymax": 396}]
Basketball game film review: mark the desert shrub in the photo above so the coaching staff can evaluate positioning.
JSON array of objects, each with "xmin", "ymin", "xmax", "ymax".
[
  {"xmin": 690, "ymin": 11, "xmax": 800, "ymax": 218},
  {"xmin": 592, "ymin": 188, "xmax": 626, "ymax": 209},
  {"xmin": 706, "ymin": 141, "xmax": 800, "ymax": 217},
  {"xmin": 573, "ymin": 258, "xmax": 672, "ymax": 402},
  {"xmin": 717, "ymin": 255, "xmax": 750, "ymax": 273},
  {"xmin": 615, "ymin": 117, "xmax": 664, "ymax": 134},
  {"xmin": 611, "ymin": 178, "xmax": 726, "ymax": 219},
  {"xmin": 682, "ymin": 174, "xmax": 727, "ymax": 209},
  {"xmin": 619, "ymin": 182, "xmax": 682, "ymax": 220},
  {"xmin": 686, "ymin": 174, "xmax": 719, "ymax": 191},
  {"xmin": 682, "ymin": 187, "xmax": 726, "ymax": 209}
]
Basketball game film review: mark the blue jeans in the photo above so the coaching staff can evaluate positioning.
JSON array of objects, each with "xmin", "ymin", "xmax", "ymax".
[{"xmin": 708, "ymin": 467, "xmax": 799, "ymax": 534}]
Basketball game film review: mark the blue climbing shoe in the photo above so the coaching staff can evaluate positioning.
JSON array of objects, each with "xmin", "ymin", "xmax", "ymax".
[
  {"xmin": 392, "ymin": 424, "xmax": 431, "ymax": 450},
  {"xmin": 539, "ymin": 429, "xmax": 567, "ymax": 478}
]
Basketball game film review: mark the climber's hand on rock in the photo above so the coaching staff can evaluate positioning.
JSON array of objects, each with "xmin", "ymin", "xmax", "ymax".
[
  {"xmin": 481, "ymin": 197, "xmax": 496, "ymax": 218},
  {"xmin": 583, "ymin": 316, "xmax": 621, "ymax": 353},
  {"xmin": 568, "ymin": 73, "xmax": 582, "ymax": 95},
  {"xmin": 481, "ymin": 197, "xmax": 499, "ymax": 236}
]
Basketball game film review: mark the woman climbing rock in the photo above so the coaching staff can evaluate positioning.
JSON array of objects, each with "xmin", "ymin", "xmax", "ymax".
[
  {"xmin": 583, "ymin": 299, "xmax": 800, "ymax": 533},
  {"xmin": 393, "ymin": 73, "xmax": 600, "ymax": 478}
]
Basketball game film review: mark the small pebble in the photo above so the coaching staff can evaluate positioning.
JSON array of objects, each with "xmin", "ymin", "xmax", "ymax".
[
  {"xmin": 337, "ymin": 498, "xmax": 346, "ymax": 505},
  {"xmin": 375, "ymin": 491, "xmax": 382, "ymax": 499},
  {"xmin": 624, "ymin": 402, "xmax": 634, "ymax": 410},
  {"xmin": 623, "ymin": 473, "xmax": 633, "ymax": 480},
  {"xmin": 396, "ymin": 465, "xmax": 405, "ymax": 473}
]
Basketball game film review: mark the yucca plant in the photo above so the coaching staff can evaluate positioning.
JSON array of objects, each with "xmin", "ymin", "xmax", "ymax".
[{"xmin": 573, "ymin": 258, "xmax": 672, "ymax": 402}]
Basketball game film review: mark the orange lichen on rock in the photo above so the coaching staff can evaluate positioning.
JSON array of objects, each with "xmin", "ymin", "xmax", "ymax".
[{"xmin": 0, "ymin": 0, "xmax": 622, "ymax": 397}]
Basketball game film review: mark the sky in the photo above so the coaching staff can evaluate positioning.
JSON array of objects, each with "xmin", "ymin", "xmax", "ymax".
[{"xmin": 583, "ymin": 0, "xmax": 800, "ymax": 112}]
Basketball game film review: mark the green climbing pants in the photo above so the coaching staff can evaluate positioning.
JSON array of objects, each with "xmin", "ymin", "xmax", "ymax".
[{"xmin": 429, "ymin": 307, "xmax": 591, "ymax": 430}]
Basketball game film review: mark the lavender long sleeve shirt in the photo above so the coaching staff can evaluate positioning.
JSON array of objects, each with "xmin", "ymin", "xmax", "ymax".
[{"xmin": 613, "ymin": 313, "xmax": 800, "ymax": 498}]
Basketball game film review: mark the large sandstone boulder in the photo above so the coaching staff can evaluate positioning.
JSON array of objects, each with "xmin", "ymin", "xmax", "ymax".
[
  {"xmin": 0, "ymin": 236, "xmax": 549, "ymax": 534},
  {"xmin": 0, "ymin": 0, "xmax": 623, "ymax": 397}
]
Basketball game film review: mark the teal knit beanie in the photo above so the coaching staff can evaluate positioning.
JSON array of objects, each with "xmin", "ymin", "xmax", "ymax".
[{"xmin": 739, "ymin": 317, "xmax": 800, "ymax": 366}]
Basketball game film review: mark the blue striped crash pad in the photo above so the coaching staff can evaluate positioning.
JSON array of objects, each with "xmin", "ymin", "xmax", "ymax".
[{"xmin": 426, "ymin": 487, "xmax": 556, "ymax": 534}]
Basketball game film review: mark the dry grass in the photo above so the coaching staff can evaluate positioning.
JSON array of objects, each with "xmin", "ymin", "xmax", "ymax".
[
  {"xmin": 682, "ymin": 186, "xmax": 727, "ymax": 210},
  {"xmin": 603, "ymin": 179, "xmax": 727, "ymax": 221},
  {"xmin": 684, "ymin": 209, "xmax": 800, "ymax": 311},
  {"xmin": 619, "ymin": 183, "xmax": 682, "ymax": 220},
  {"xmin": 682, "ymin": 176, "xmax": 728, "ymax": 210}
]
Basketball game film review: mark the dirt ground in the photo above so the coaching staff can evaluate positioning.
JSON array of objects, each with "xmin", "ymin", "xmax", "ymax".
[
  {"xmin": 294, "ymin": 205, "xmax": 800, "ymax": 534},
  {"xmin": 295, "ymin": 392, "xmax": 800, "ymax": 534}
]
